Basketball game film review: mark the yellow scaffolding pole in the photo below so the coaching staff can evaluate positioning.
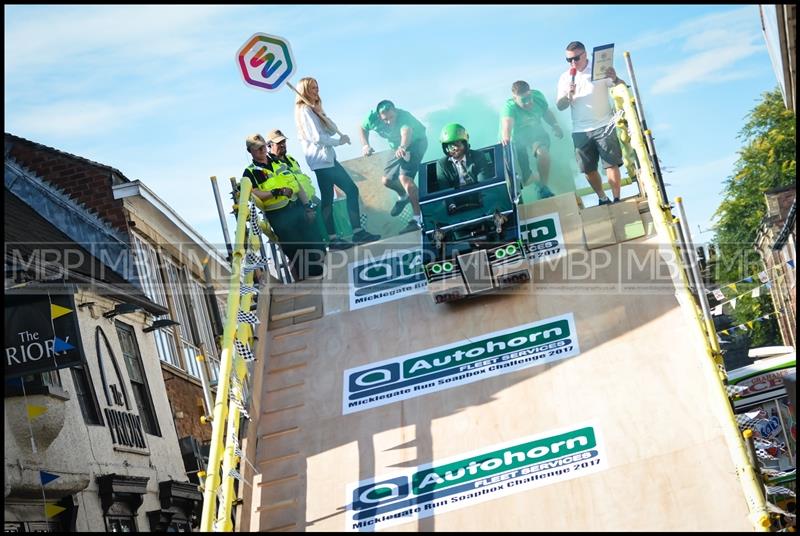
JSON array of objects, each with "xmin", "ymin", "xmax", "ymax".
[
  {"xmin": 612, "ymin": 58, "xmax": 770, "ymax": 530},
  {"xmin": 199, "ymin": 177, "xmax": 253, "ymax": 531},
  {"xmin": 215, "ymin": 229, "xmax": 260, "ymax": 530}
]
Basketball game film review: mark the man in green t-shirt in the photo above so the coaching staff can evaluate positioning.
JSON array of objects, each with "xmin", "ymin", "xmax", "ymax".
[
  {"xmin": 500, "ymin": 80, "xmax": 563, "ymax": 199},
  {"xmin": 359, "ymin": 100, "xmax": 428, "ymax": 234}
]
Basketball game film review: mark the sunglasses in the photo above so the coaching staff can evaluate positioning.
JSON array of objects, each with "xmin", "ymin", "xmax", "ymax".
[
  {"xmin": 565, "ymin": 53, "xmax": 584, "ymax": 63},
  {"xmin": 446, "ymin": 142, "xmax": 464, "ymax": 151},
  {"xmin": 519, "ymin": 95, "xmax": 534, "ymax": 104}
]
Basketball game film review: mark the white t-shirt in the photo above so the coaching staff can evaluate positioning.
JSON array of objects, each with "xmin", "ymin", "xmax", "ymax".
[
  {"xmin": 297, "ymin": 105, "xmax": 343, "ymax": 171},
  {"xmin": 557, "ymin": 60, "xmax": 614, "ymax": 132}
]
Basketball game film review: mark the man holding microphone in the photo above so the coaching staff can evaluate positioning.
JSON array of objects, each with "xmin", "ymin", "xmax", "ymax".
[{"xmin": 556, "ymin": 41, "xmax": 626, "ymax": 206}]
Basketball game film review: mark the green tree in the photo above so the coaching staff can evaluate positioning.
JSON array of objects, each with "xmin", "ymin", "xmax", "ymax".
[{"xmin": 712, "ymin": 88, "xmax": 795, "ymax": 347}]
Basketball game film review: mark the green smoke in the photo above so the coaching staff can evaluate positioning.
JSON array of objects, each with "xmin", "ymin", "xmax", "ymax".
[{"xmin": 421, "ymin": 89, "xmax": 579, "ymax": 203}]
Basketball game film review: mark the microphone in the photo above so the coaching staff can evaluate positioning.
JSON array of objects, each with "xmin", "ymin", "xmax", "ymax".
[{"xmin": 570, "ymin": 67, "xmax": 577, "ymax": 84}]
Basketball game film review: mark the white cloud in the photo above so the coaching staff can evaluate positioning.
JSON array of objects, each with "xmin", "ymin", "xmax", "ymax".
[
  {"xmin": 12, "ymin": 95, "xmax": 176, "ymax": 137},
  {"xmin": 625, "ymin": 6, "xmax": 766, "ymax": 95},
  {"xmin": 4, "ymin": 6, "xmax": 243, "ymax": 74},
  {"xmin": 651, "ymin": 42, "xmax": 765, "ymax": 95},
  {"xmin": 627, "ymin": 6, "xmax": 758, "ymax": 52}
]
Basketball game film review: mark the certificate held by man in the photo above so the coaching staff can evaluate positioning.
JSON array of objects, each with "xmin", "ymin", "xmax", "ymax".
[{"xmin": 591, "ymin": 43, "xmax": 614, "ymax": 81}]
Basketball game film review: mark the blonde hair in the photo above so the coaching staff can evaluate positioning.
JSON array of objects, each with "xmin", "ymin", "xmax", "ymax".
[{"xmin": 294, "ymin": 76, "xmax": 335, "ymax": 139}]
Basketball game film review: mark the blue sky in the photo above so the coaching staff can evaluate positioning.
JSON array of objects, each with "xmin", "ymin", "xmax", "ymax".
[{"xmin": 4, "ymin": 5, "xmax": 777, "ymax": 249}]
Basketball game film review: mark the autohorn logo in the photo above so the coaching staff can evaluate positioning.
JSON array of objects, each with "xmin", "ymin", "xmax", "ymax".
[
  {"xmin": 348, "ymin": 248, "xmax": 427, "ymax": 310},
  {"xmin": 342, "ymin": 313, "xmax": 580, "ymax": 414},
  {"xmin": 519, "ymin": 212, "xmax": 566, "ymax": 263},
  {"xmin": 346, "ymin": 423, "xmax": 607, "ymax": 531}
]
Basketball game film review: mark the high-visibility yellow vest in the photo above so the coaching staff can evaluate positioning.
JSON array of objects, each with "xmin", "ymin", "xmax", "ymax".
[
  {"xmin": 244, "ymin": 162, "xmax": 300, "ymax": 211},
  {"xmin": 276, "ymin": 155, "xmax": 317, "ymax": 200}
]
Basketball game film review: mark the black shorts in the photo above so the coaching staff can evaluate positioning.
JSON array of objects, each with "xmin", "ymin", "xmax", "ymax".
[
  {"xmin": 572, "ymin": 125, "xmax": 623, "ymax": 173},
  {"xmin": 384, "ymin": 138, "xmax": 428, "ymax": 183}
]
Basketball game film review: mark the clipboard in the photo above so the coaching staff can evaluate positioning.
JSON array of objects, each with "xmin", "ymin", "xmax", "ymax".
[{"xmin": 591, "ymin": 43, "xmax": 614, "ymax": 82}]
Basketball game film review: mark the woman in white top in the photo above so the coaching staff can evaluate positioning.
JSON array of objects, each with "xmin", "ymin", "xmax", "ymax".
[{"xmin": 294, "ymin": 77, "xmax": 379, "ymax": 248}]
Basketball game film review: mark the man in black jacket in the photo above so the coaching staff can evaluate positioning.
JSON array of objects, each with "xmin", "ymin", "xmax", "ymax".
[{"xmin": 434, "ymin": 123, "xmax": 493, "ymax": 191}]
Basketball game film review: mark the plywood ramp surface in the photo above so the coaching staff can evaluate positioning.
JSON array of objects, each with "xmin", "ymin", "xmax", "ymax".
[{"xmin": 248, "ymin": 219, "xmax": 750, "ymax": 531}]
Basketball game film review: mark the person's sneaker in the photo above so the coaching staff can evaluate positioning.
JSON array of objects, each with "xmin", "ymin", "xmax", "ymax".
[
  {"xmin": 390, "ymin": 197, "xmax": 410, "ymax": 217},
  {"xmin": 612, "ymin": 197, "xmax": 621, "ymax": 203},
  {"xmin": 597, "ymin": 197, "xmax": 612, "ymax": 206},
  {"xmin": 351, "ymin": 229, "xmax": 381, "ymax": 244},
  {"xmin": 399, "ymin": 220, "xmax": 422, "ymax": 234},
  {"xmin": 537, "ymin": 184, "xmax": 555, "ymax": 199},
  {"xmin": 327, "ymin": 237, "xmax": 353, "ymax": 250}
]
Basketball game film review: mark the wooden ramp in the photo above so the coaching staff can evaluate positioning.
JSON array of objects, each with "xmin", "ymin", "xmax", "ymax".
[{"xmin": 239, "ymin": 196, "xmax": 752, "ymax": 532}]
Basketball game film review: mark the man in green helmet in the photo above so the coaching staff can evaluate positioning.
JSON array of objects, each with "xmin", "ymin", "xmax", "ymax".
[
  {"xmin": 435, "ymin": 123, "xmax": 493, "ymax": 191},
  {"xmin": 500, "ymin": 80, "xmax": 563, "ymax": 199}
]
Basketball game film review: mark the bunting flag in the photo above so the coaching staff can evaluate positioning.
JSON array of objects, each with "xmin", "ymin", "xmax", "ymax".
[
  {"xmin": 44, "ymin": 504, "xmax": 66, "ymax": 518},
  {"xmin": 236, "ymin": 310, "xmax": 260, "ymax": 326},
  {"xmin": 228, "ymin": 468, "xmax": 244, "ymax": 482},
  {"xmin": 231, "ymin": 444, "xmax": 259, "ymax": 474},
  {"xmin": 52, "ymin": 337, "xmax": 75, "ymax": 353},
  {"xmin": 712, "ymin": 305, "xmax": 722, "ymax": 316},
  {"xmin": 239, "ymin": 285, "xmax": 258, "ymax": 297},
  {"xmin": 766, "ymin": 501, "xmax": 796, "ymax": 518},
  {"xmin": 234, "ymin": 339, "xmax": 255, "ymax": 362},
  {"xmin": 713, "ymin": 288, "xmax": 725, "ymax": 301},
  {"xmin": 227, "ymin": 468, "xmax": 252, "ymax": 488},
  {"xmin": 248, "ymin": 203, "xmax": 260, "ymax": 233},
  {"xmin": 761, "ymin": 468, "xmax": 795, "ymax": 478},
  {"xmin": 728, "ymin": 283, "xmax": 737, "ymax": 293},
  {"xmin": 735, "ymin": 410, "xmax": 767, "ymax": 430},
  {"xmin": 27, "ymin": 405, "xmax": 48, "ymax": 420},
  {"xmin": 724, "ymin": 384, "xmax": 748, "ymax": 397},
  {"xmin": 755, "ymin": 448, "xmax": 778, "ymax": 461},
  {"xmin": 717, "ymin": 310, "xmax": 783, "ymax": 337},
  {"xmin": 766, "ymin": 281, "xmax": 772, "ymax": 289},
  {"xmin": 242, "ymin": 252, "xmax": 269, "ymax": 275},
  {"xmin": 245, "ymin": 251, "xmax": 268, "ymax": 268},
  {"xmin": 766, "ymin": 485, "xmax": 796, "ymax": 497},
  {"xmin": 751, "ymin": 287, "xmax": 761, "ymax": 298},
  {"xmin": 754, "ymin": 437, "xmax": 784, "ymax": 451},
  {"xmin": 40, "ymin": 471, "xmax": 60, "ymax": 486},
  {"xmin": 730, "ymin": 298, "xmax": 737, "ymax": 310},
  {"xmin": 229, "ymin": 395, "xmax": 251, "ymax": 421},
  {"xmin": 706, "ymin": 260, "xmax": 793, "ymax": 296},
  {"xmin": 50, "ymin": 304, "xmax": 72, "ymax": 320}
]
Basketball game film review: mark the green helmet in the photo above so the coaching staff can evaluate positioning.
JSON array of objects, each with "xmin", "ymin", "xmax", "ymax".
[{"xmin": 440, "ymin": 123, "xmax": 469, "ymax": 155}]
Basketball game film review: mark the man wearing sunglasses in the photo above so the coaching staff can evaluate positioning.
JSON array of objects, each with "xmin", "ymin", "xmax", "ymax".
[
  {"xmin": 435, "ymin": 123, "xmax": 493, "ymax": 191},
  {"xmin": 500, "ymin": 81, "xmax": 562, "ymax": 201},
  {"xmin": 556, "ymin": 41, "xmax": 626, "ymax": 206}
]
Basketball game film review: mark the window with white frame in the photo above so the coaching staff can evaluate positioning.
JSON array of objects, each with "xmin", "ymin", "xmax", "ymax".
[
  {"xmin": 131, "ymin": 234, "xmax": 181, "ymax": 369},
  {"xmin": 132, "ymin": 233, "xmax": 220, "ymax": 382},
  {"xmin": 163, "ymin": 258, "xmax": 201, "ymax": 378},
  {"xmin": 188, "ymin": 276, "xmax": 220, "ymax": 383}
]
